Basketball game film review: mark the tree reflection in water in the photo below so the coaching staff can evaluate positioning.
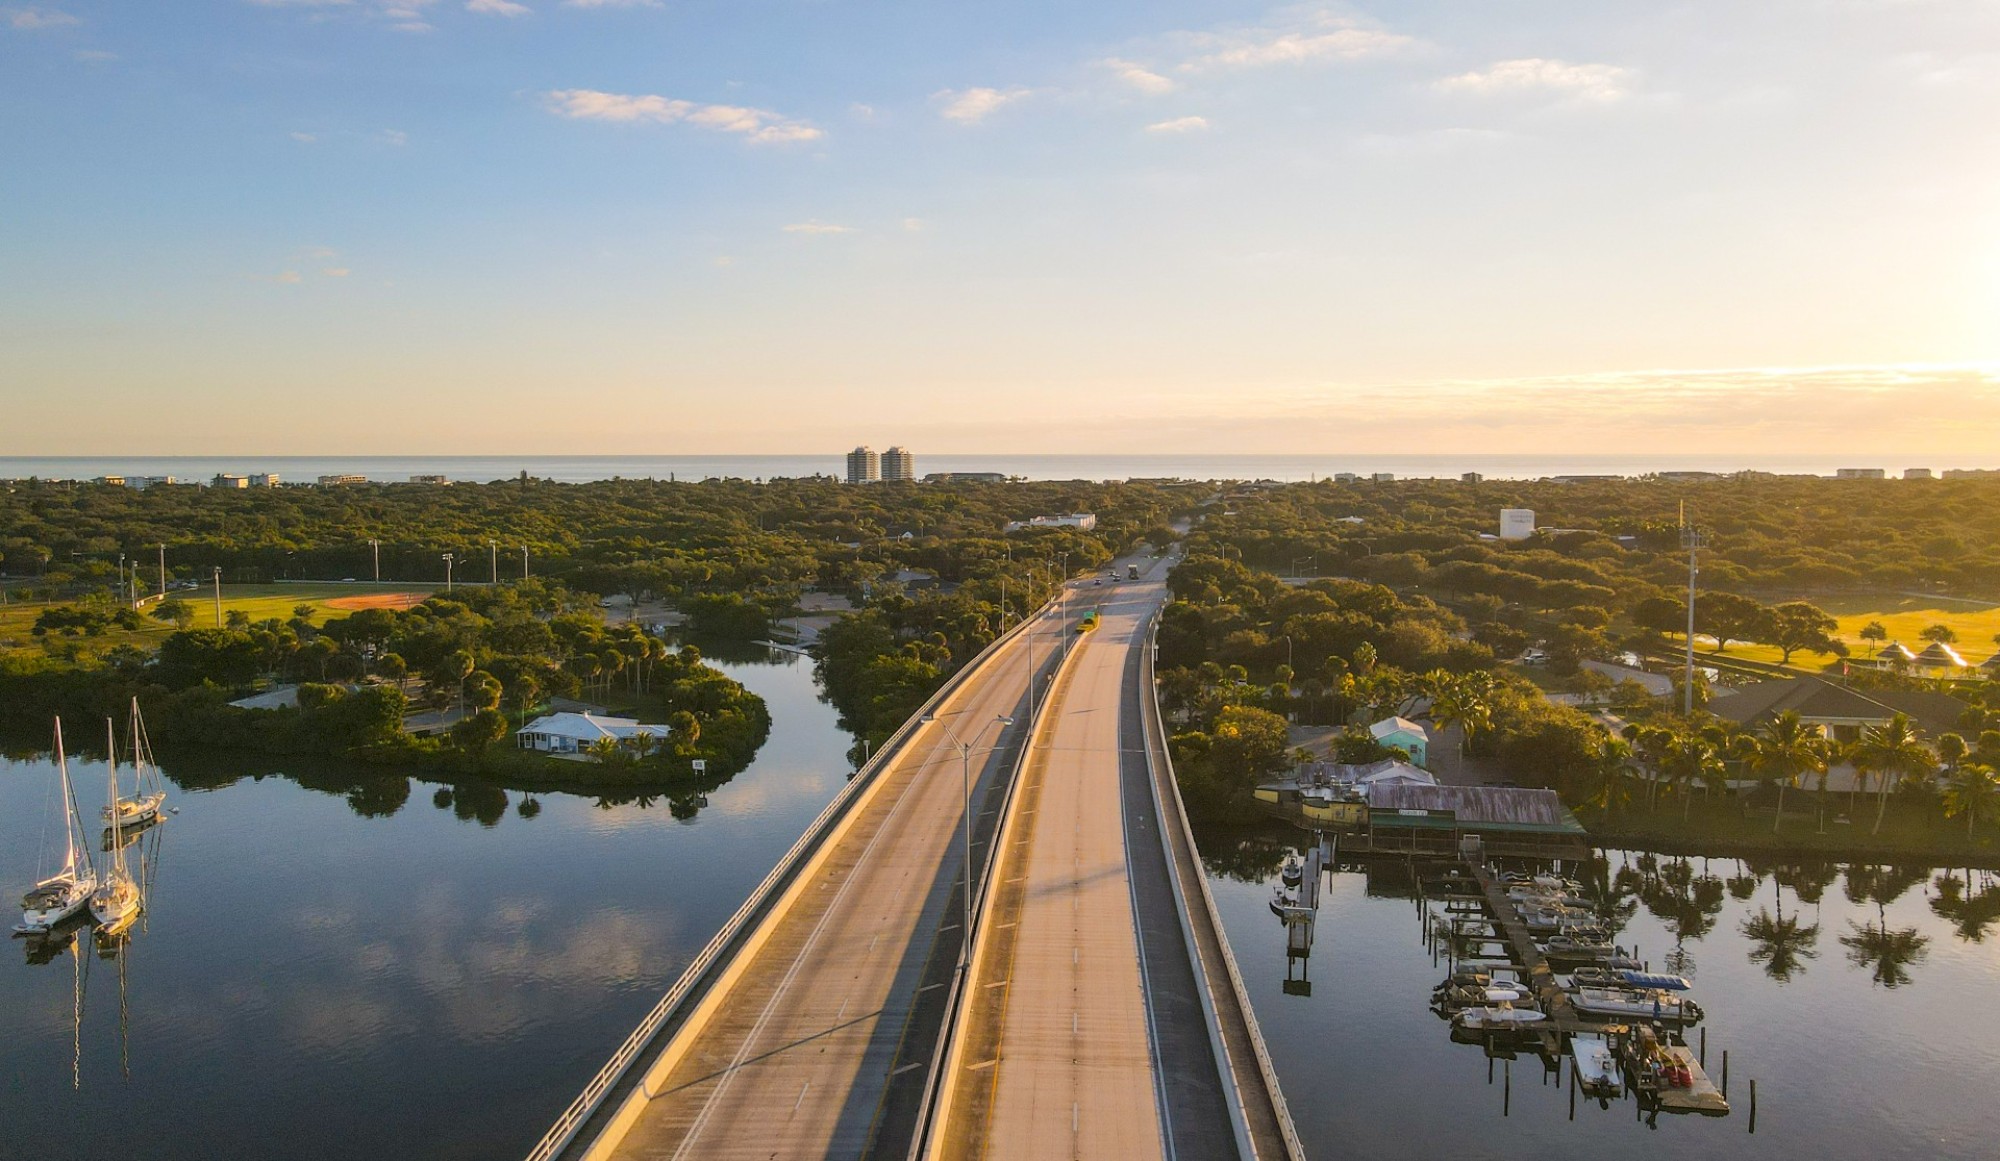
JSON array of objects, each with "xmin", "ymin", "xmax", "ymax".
[
  {"xmin": 1740, "ymin": 874, "xmax": 1820, "ymax": 984},
  {"xmin": 1838, "ymin": 863, "xmax": 1932, "ymax": 988}
]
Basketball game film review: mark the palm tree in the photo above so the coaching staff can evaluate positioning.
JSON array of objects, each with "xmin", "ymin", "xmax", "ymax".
[
  {"xmin": 585, "ymin": 736, "xmax": 623, "ymax": 765},
  {"xmin": 1753, "ymin": 710, "xmax": 1832, "ymax": 835},
  {"xmin": 1852, "ymin": 713, "xmax": 1934, "ymax": 836},
  {"xmin": 1659, "ymin": 731, "xmax": 1720, "ymax": 822},
  {"xmin": 1942, "ymin": 763, "xmax": 2000, "ymax": 839}
]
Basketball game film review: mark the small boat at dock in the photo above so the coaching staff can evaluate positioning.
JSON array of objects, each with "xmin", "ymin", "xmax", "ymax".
[
  {"xmin": 1280, "ymin": 855, "xmax": 1304, "ymax": 887},
  {"xmin": 1620, "ymin": 1023, "xmax": 1729, "ymax": 1115},
  {"xmin": 1453, "ymin": 1003, "xmax": 1548, "ymax": 1033},
  {"xmin": 1571, "ymin": 1031, "xmax": 1622, "ymax": 1098},
  {"xmin": 1569, "ymin": 985, "xmax": 1702, "ymax": 1025}
]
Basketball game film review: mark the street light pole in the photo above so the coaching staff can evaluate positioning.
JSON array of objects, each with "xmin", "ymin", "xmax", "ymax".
[
  {"xmin": 212, "ymin": 567, "xmax": 223, "ymax": 627},
  {"xmin": 920, "ymin": 711, "xmax": 1015, "ymax": 972},
  {"xmin": 521, "ymin": 546, "xmax": 529, "ymax": 580},
  {"xmin": 442, "ymin": 553, "xmax": 455, "ymax": 593},
  {"xmin": 369, "ymin": 539, "xmax": 381, "ymax": 584}
]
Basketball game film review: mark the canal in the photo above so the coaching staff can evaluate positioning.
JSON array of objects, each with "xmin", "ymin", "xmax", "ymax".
[{"xmin": 0, "ymin": 648, "xmax": 853, "ymax": 1161}]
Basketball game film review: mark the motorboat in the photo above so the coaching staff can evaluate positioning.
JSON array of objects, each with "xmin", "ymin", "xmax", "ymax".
[
  {"xmin": 89, "ymin": 719, "xmax": 144, "ymax": 937},
  {"xmin": 16, "ymin": 720, "xmax": 99, "ymax": 935},
  {"xmin": 1280, "ymin": 856, "xmax": 1304, "ymax": 887},
  {"xmin": 1453, "ymin": 1003, "xmax": 1548, "ymax": 1033},
  {"xmin": 100, "ymin": 699, "xmax": 167, "ymax": 829},
  {"xmin": 1516, "ymin": 903, "xmax": 1599, "ymax": 934},
  {"xmin": 1571, "ymin": 1031, "xmax": 1623, "ymax": 1098},
  {"xmin": 1437, "ymin": 981, "xmax": 1536, "ymax": 1011},
  {"xmin": 1569, "ymin": 985, "xmax": 1702, "ymax": 1025},
  {"xmin": 1542, "ymin": 933, "xmax": 1618, "ymax": 960}
]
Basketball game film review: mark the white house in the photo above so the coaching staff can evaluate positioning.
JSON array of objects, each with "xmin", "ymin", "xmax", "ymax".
[
  {"xmin": 1369, "ymin": 716, "xmax": 1430, "ymax": 767},
  {"xmin": 516, "ymin": 712, "xmax": 658, "ymax": 755},
  {"xmin": 1004, "ymin": 512, "xmax": 1097, "ymax": 533}
]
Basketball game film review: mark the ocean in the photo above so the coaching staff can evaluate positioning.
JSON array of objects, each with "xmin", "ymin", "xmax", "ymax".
[{"xmin": 0, "ymin": 453, "xmax": 1990, "ymax": 485}]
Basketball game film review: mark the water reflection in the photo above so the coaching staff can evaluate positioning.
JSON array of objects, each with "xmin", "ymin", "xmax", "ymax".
[
  {"xmin": 1, "ymin": 646, "xmax": 859, "ymax": 1161},
  {"xmin": 1202, "ymin": 824, "xmax": 2000, "ymax": 1159}
]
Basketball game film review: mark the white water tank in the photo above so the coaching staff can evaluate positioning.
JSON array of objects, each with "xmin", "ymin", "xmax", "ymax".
[{"xmin": 1499, "ymin": 509, "xmax": 1535, "ymax": 541}]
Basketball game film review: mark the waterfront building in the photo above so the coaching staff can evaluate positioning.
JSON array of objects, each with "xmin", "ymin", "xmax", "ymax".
[
  {"xmin": 316, "ymin": 474, "xmax": 369, "ymax": 487},
  {"xmin": 1003, "ymin": 512, "xmax": 1098, "ymax": 532},
  {"xmin": 923, "ymin": 471, "xmax": 1007, "ymax": 484},
  {"xmin": 1836, "ymin": 467, "xmax": 1886, "ymax": 479},
  {"xmin": 845, "ymin": 446, "xmax": 879, "ymax": 484},
  {"xmin": 1904, "ymin": 468, "xmax": 1934, "ymax": 480},
  {"xmin": 1498, "ymin": 508, "xmax": 1535, "ymax": 541},
  {"xmin": 516, "ymin": 712, "xmax": 656, "ymax": 755},
  {"xmin": 408, "ymin": 475, "xmax": 451, "ymax": 485},
  {"xmin": 213, "ymin": 473, "xmax": 250, "ymax": 488},
  {"xmin": 1369, "ymin": 716, "xmax": 1430, "ymax": 768},
  {"xmin": 881, "ymin": 446, "xmax": 915, "ymax": 482},
  {"xmin": 248, "ymin": 473, "xmax": 281, "ymax": 487}
]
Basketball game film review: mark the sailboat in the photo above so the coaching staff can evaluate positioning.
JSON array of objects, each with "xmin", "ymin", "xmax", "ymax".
[
  {"xmin": 101, "ymin": 697, "xmax": 167, "ymax": 829},
  {"xmin": 17, "ymin": 719, "xmax": 100, "ymax": 935},
  {"xmin": 89, "ymin": 719, "xmax": 144, "ymax": 937}
]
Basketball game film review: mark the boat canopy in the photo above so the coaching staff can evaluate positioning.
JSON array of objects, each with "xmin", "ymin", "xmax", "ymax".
[{"xmin": 1617, "ymin": 969, "xmax": 1692, "ymax": 991}]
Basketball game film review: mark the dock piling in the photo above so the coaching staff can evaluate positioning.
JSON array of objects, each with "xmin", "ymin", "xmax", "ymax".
[
  {"xmin": 1700, "ymin": 1026, "xmax": 1707, "ymax": 1068},
  {"xmin": 1749, "ymin": 1078, "xmax": 1757, "ymax": 1133},
  {"xmin": 1722, "ymin": 1050, "xmax": 1729, "ymax": 1100}
]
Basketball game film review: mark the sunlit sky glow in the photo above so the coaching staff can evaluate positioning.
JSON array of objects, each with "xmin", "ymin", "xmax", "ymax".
[{"xmin": 3, "ymin": 1, "xmax": 1998, "ymax": 454}]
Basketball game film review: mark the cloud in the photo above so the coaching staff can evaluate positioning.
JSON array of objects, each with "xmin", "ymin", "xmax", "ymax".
[
  {"xmin": 290, "ymin": 131, "xmax": 318, "ymax": 143},
  {"xmin": 73, "ymin": 48, "xmax": 114, "ymax": 61},
  {"xmin": 1438, "ymin": 58, "xmax": 1634, "ymax": 102},
  {"xmin": 781, "ymin": 221, "xmax": 856, "ymax": 235},
  {"xmin": 1146, "ymin": 115, "xmax": 1209, "ymax": 134},
  {"xmin": 935, "ymin": 86, "xmax": 1033, "ymax": 124},
  {"xmin": 378, "ymin": 128, "xmax": 409, "ymax": 145},
  {"xmin": 1174, "ymin": 10, "xmax": 1416, "ymax": 73},
  {"xmin": 466, "ymin": 0, "xmax": 528, "ymax": 13},
  {"xmin": 1103, "ymin": 57, "xmax": 1174, "ymax": 95},
  {"xmin": 543, "ymin": 89, "xmax": 822, "ymax": 143},
  {"xmin": 4, "ymin": 6, "xmax": 79, "ymax": 28},
  {"xmin": 322, "ymin": 267, "xmax": 351, "ymax": 277},
  {"xmin": 275, "ymin": 270, "xmax": 304, "ymax": 284},
  {"xmin": 713, "ymin": 255, "xmax": 734, "ymax": 267},
  {"xmin": 902, "ymin": 217, "xmax": 928, "ymax": 232},
  {"xmin": 562, "ymin": 0, "xmax": 658, "ymax": 7}
]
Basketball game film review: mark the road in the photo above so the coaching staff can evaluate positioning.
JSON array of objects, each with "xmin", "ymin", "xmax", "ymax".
[
  {"xmin": 570, "ymin": 603, "xmax": 1069, "ymax": 1161},
  {"xmin": 934, "ymin": 561, "xmax": 1215, "ymax": 1161}
]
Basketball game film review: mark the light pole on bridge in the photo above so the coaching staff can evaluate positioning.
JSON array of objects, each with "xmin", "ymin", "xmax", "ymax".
[{"xmin": 920, "ymin": 711, "xmax": 1016, "ymax": 973}]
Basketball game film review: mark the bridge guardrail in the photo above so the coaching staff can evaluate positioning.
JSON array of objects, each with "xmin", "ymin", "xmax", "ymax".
[
  {"xmin": 524, "ymin": 590, "xmax": 1066, "ymax": 1161},
  {"xmin": 1142, "ymin": 616, "xmax": 1307, "ymax": 1161}
]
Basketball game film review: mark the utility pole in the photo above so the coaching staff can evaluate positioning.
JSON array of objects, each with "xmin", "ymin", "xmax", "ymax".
[
  {"xmin": 213, "ymin": 567, "xmax": 223, "ymax": 628},
  {"xmin": 442, "ymin": 552, "xmax": 455, "ymax": 593},
  {"xmin": 521, "ymin": 546, "xmax": 529, "ymax": 581},
  {"xmin": 489, "ymin": 540, "xmax": 498, "ymax": 585},
  {"xmin": 369, "ymin": 539, "xmax": 381, "ymax": 584},
  {"xmin": 157, "ymin": 544, "xmax": 165, "ymax": 598},
  {"xmin": 1682, "ymin": 502, "xmax": 1700, "ymax": 717}
]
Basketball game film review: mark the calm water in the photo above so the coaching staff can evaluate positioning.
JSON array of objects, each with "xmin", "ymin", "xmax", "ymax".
[
  {"xmin": 0, "ymin": 650, "xmax": 853, "ymax": 1161},
  {"xmin": 5, "ymin": 453, "xmax": 1994, "ymax": 485},
  {"xmin": 1203, "ymin": 835, "xmax": 2000, "ymax": 1160}
]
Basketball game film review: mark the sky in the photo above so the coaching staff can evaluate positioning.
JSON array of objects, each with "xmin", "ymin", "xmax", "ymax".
[{"xmin": 3, "ymin": 0, "xmax": 1999, "ymax": 456}]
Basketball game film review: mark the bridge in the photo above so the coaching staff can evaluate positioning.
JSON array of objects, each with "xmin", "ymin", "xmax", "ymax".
[{"xmin": 529, "ymin": 554, "xmax": 1303, "ymax": 1161}]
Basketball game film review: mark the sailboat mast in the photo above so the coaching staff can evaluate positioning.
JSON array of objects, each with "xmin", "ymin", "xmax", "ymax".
[{"xmin": 106, "ymin": 718, "xmax": 127, "ymax": 879}]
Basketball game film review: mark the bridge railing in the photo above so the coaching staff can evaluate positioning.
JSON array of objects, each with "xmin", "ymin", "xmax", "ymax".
[
  {"xmin": 523, "ymin": 590, "xmax": 1064, "ymax": 1161},
  {"xmin": 1142, "ymin": 614, "xmax": 1307, "ymax": 1161}
]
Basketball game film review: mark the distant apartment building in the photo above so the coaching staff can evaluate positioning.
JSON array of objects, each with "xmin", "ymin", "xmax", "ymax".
[
  {"xmin": 845, "ymin": 446, "xmax": 880, "ymax": 484},
  {"xmin": 213, "ymin": 473, "xmax": 250, "ymax": 488},
  {"xmin": 1836, "ymin": 468, "xmax": 1886, "ymax": 480},
  {"xmin": 130, "ymin": 475, "xmax": 177, "ymax": 489},
  {"xmin": 317, "ymin": 474, "xmax": 369, "ymax": 487},
  {"xmin": 1461, "ymin": 472, "xmax": 1484, "ymax": 484},
  {"xmin": 1371, "ymin": 472, "xmax": 1396, "ymax": 483},
  {"xmin": 1499, "ymin": 509, "xmax": 1536, "ymax": 541},
  {"xmin": 1332, "ymin": 472, "xmax": 1359, "ymax": 483},
  {"xmin": 1004, "ymin": 512, "xmax": 1097, "ymax": 533},
  {"xmin": 880, "ymin": 446, "xmax": 915, "ymax": 482},
  {"xmin": 95, "ymin": 475, "xmax": 127, "ymax": 487},
  {"xmin": 408, "ymin": 474, "xmax": 451, "ymax": 485},
  {"xmin": 1904, "ymin": 468, "xmax": 1934, "ymax": 480},
  {"xmin": 247, "ymin": 473, "xmax": 281, "ymax": 487},
  {"xmin": 1944, "ymin": 469, "xmax": 2000, "ymax": 480},
  {"xmin": 924, "ymin": 471, "xmax": 1007, "ymax": 484}
]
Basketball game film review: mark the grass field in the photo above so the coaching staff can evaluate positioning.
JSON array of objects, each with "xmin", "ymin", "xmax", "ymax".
[
  {"xmin": 0, "ymin": 582, "xmax": 441, "ymax": 656},
  {"xmin": 1667, "ymin": 593, "xmax": 2000, "ymax": 671}
]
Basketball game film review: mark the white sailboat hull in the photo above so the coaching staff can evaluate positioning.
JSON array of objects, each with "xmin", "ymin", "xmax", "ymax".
[
  {"xmin": 17, "ymin": 873, "xmax": 98, "ymax": 933},
  {"xmin": 103, "ymin": 791, "xmax": 166, "ymax": 827}
]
